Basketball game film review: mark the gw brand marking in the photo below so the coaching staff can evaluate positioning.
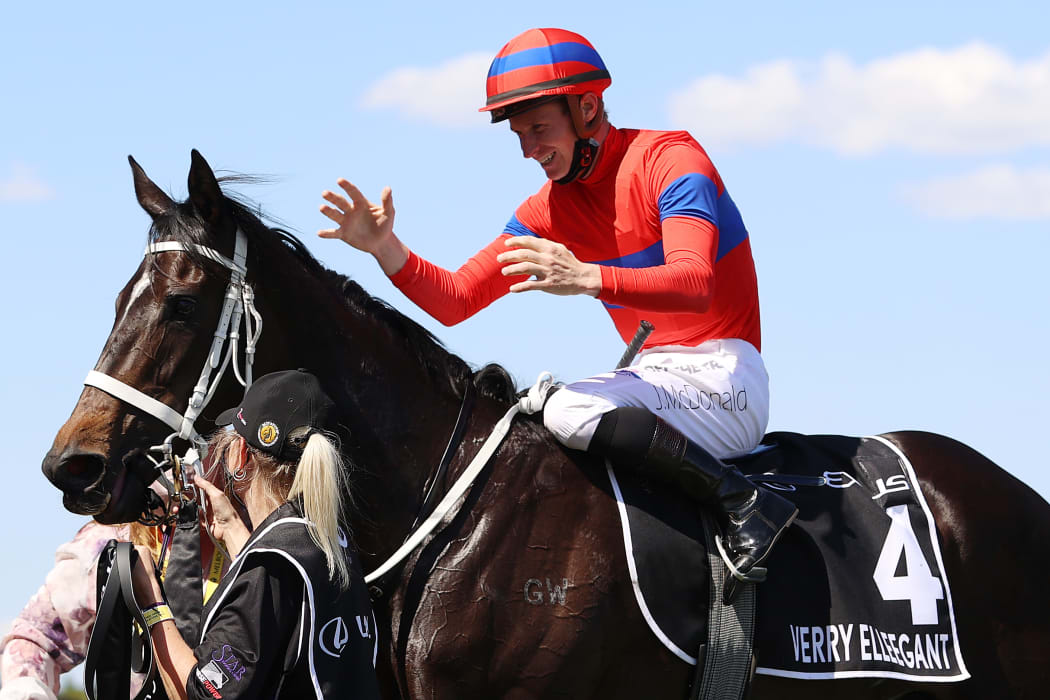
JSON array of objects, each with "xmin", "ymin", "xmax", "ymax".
[{"xmin": 525, "ymin": 578, "xmax": 569, "ymax": 605}]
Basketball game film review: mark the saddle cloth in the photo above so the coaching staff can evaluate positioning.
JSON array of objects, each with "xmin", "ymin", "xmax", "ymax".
[{"xmin": 607, "ymin": 432, "xmax": 970, "ymax": 681}]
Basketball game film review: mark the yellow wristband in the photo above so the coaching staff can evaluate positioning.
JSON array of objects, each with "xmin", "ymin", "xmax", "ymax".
[{"xmin": 142, "ymin": 603, "xmax": 174, "ymax": 628}]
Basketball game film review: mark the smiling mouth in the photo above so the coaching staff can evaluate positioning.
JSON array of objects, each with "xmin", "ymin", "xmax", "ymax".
[{"xmin": 539, "ymin": 152, "xmax": 555, "ymax": 165}]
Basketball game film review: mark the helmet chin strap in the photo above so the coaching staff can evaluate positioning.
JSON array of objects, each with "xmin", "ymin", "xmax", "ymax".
[
  {"xmin": 555, "ymin": 137, "xmax": 599, "ymax": 185},
  {"xmin": 555, "ymin": 94, "xmax": 603, "ymax": 185}
]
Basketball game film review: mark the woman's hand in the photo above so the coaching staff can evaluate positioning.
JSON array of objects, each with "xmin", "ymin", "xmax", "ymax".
[
  {"xmin": 497, "ymin": 237, "xmax": 602, "ymax": 296},
  {"xmin": 194, "ymin": 473, "xmax": 251, "ymax": 557},
  {"xmin": 318, "ymin": 180, "xmax": 409, "ymax": 275}
]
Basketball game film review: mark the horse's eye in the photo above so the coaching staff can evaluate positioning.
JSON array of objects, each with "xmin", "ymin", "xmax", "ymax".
[{"xmin": 169, "ymin": 296, "xmax": 198, "ymax": 320}]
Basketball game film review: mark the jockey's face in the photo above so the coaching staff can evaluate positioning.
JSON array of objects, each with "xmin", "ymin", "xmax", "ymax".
[{"xmin": 509, "ymin": 100, "xmax": 577, "ymax": 181}]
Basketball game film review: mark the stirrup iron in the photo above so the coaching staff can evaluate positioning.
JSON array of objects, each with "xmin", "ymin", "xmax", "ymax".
[{"xmin": 714, "ymin": 534, "xmax": 767, "ymax": 583}]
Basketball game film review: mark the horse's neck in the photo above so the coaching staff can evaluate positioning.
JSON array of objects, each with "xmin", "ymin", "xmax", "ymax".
[{"xmin": 264, "ymin": 269, "xmax": 460, "ymax": 561}]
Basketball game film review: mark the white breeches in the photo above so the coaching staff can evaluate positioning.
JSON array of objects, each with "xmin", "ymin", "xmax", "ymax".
[{"xmin": 542, "ymin": 339, "xmax": 769, "ymax": 460}]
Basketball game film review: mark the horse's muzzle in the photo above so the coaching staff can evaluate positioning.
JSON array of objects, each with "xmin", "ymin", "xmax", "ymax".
[{"xmin": 41, "ymin": 449, "xmax": 112, "ymax": 516}]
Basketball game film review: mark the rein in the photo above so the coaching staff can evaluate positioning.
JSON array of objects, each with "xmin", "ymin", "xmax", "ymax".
[
  {"xmin": 364, "ymin": 374, "xmax": 552, "ymax": 584},
  {"xmin": 410, "ymin": 380, "xmax": 477, "ymax": 531}
]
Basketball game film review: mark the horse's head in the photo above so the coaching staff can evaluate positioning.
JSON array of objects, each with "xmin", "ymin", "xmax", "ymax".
[{"xmin": 42, "ymin": 150, "xmax": 268, "ymax": 523}]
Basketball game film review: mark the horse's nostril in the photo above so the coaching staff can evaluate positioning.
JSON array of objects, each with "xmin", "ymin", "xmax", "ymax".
[
  {"xmin": 47, "ymin": 452, "xmax": 107, "ymax": 493},
  {"xmin": 63, "ymin": 457, "xmax": 89, "ymax": 478}
]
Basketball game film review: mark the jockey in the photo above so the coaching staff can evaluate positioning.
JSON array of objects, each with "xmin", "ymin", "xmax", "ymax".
[{"xmin": 319, "ymin": 27, "xmax": 797, "ymax": 592}]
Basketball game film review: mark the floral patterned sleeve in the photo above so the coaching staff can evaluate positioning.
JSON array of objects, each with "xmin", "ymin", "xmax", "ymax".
[{"xmin": 0, "ymin": 520, "xmax": 128, "ymax": 697}]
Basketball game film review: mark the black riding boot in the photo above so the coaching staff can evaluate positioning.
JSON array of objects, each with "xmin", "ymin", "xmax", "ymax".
[{"xmin": 589, "ymin": 407, "xmax": 798, "ymax": 600}]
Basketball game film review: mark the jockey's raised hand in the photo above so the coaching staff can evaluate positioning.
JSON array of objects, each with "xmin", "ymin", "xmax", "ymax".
[{"xmin": 319, "ymin": 179, "xmax": 408, "ymax": 275}]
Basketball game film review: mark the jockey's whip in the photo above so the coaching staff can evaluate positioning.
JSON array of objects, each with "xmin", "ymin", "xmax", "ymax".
[{"xmin": 616, "ymin": 320, "xmax": 654, "ymax": 369}]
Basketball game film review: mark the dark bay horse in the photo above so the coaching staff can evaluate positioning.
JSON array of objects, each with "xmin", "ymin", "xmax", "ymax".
[{"xmin": 42, "ymin": 152, "xmax": 1050, "ymax": 699}]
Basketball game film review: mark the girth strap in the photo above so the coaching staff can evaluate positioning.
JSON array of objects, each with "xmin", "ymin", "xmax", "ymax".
[{"xmin": 692, "ymin": 511, "xmax": 755, "ymax": 700}]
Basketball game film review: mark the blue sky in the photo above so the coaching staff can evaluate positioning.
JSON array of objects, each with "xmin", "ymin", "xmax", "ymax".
[{"xmin": 1, "ymin": 1, "xmax": 1048, "ymax": 686}]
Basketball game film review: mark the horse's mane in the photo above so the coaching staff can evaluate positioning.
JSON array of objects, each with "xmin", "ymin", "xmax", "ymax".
[{"xmin": 147, "ymin": 176, "xmax": 518, "ymax": 404}]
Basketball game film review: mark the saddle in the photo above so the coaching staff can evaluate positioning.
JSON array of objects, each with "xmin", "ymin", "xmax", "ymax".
[{"xmin": 609, "ymin": 431, "xmax": 969, "ymax": 683}]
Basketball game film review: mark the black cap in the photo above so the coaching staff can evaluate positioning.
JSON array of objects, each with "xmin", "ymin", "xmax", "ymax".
[{"xmin": 215, "ymin": 369, "xmax": 337, "ymax": 461}]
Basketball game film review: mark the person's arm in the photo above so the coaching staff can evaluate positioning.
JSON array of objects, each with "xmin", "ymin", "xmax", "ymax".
[
  {"xmin": 388, "ymin": 236, "xmax": 520, "ymax": 325},
  {"xmin": 133, "ymin": 546, "xmax": 302, "ymax": 700},
  {"xmin": 597, "ymin": 215, "xmax": 717, "ymax": 312},
  {"xmin": 493, "ymin": 215, "xmax": 715, "ymax": 312},
  {"xmin": 0, "ymin": 521, "xmax": 126, "ymax": 699},
  {"xmin": 319, "ymin": 180, "xmax": 520, "ymax": 325},
  {"xmin": 589, "ymin": 142, "xmax": 726, "ymax": 312},
  {"xmin": 131, "ymin": 545, "xmax": 197, "ymax": 700}
]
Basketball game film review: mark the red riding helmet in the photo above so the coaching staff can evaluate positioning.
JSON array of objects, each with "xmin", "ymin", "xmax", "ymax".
[{"xmin": 480, "ymin": 28, "xmax": 611, "ymax": 134}]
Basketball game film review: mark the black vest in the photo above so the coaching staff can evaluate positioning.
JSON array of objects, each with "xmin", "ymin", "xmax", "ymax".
[{"xmin": 198, "ymin": 503, "xmax": 380, "ymax": 699}]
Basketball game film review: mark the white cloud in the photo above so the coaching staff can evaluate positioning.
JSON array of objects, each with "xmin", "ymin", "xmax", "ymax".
[
  {"xmin": 669, "ymin": 43, "xmax": 1050, "ymax": 155},
  {"xmin": 900, "ymin": 164, "xmax": 1050, "ymax": 220},
  {"xmin": 361, "ymin": 52, "xmax": 493, "ymax": 128},
  {"xmin": 0, "ymin": 163, "xmax": 55, "ymax": 202}
]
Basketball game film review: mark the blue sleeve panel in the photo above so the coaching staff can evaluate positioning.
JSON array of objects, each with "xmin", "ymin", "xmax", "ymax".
[
  {"xmin": 592, "ymin": 239, "xmax": 665, "ymax": 269},
  {"xmin": 503, "ymin": 214, "xmax": 541, "ymax": 238},
  {"xmin": 593, "ymin": 240, "xmax": 666, "ymax": 310},
  {"xmin": 658, "ymin": 173, "xmax": 749, "ymax": 262}
]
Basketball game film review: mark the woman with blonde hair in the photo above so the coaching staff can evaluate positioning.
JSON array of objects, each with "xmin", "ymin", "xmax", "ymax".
[{"xmin": 130, "ymin": 369, "xmax": 380, "ymax": 700}]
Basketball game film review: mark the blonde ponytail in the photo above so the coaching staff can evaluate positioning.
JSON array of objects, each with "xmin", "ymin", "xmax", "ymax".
[{"xmin": 287, "ymin": 430, "xmax": 352, "ymax": 589}]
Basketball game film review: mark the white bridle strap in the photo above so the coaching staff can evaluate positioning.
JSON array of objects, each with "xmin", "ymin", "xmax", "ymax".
[
  {"xmin": 364, "ymin": 403, "xmax": 521, "ymax": 584},
  {"xmin": 363, "ymin": 373, "xmax": 554, "ymax": 583},
  {"xmin": 174, "ymin": 231, "xmax": 250, "ymax": 440},
  {"xmin": 84, "ymin": 230, "xmax": 257, "ymax": 452},
  {"xmin": 146, "ymin": 241, "xmax": 246, "ymax": 276},
  {"xmin": 84, "ymin": 370, "xmax": 200, "ymax": 443}
]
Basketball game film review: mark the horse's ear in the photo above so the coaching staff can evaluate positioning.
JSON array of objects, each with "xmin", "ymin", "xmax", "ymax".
[
  {"xmin": 187, "ymin": 149, "xmax": 229, "ymax": 229},
  {"xmin": 128, "ymin": 155, "xmax": 175, "ymax": 219}
]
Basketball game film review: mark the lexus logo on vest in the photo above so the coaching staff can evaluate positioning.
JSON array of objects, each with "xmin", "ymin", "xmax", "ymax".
[{"xmin": 319, "ymin": 616, "xmax": 350, "ymax": 658}]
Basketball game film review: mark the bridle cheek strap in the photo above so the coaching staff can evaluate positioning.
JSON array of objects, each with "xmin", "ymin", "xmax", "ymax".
[{"xmin": 83, "ymin": 229, "xmax": 260, "ymax": 457}]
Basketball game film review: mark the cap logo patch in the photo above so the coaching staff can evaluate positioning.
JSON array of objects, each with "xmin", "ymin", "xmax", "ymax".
[{"xmin": 258, "ymin": 421, "xmax": 279, "ymax": 447}]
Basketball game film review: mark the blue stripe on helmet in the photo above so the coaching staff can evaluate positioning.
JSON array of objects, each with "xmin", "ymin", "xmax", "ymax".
[{"xmin": 488, "ymin": 42, "xmax": 606, "ymax": 79}]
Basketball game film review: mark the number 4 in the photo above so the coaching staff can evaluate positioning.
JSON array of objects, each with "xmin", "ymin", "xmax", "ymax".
[{"xmin": 873, "ymin": 504, "xmax": 944, "ymax": 625}]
